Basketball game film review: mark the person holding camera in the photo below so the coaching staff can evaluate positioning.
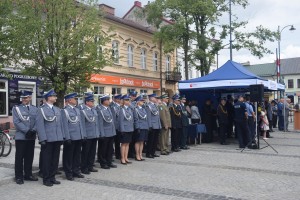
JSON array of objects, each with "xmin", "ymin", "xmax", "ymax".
[{"xmin": 13, "ymin": 91, "xmax": 38, "ymax": 185}]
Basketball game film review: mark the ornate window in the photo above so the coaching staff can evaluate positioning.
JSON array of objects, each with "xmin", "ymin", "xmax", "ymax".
[
  {"xmin": 112, "ymin": 41, "xmax": 119, "ymax": 64},
  {"xmin": 141, "ymin": 49, "xmax": 147, "ymax": 69},
  {"xmin": 153, "ymin": 52, "xmax": 158, "ymax": 71},
  {"xmin": 127, "ymin": 45, "xmax": 134, "ymax": 67}
]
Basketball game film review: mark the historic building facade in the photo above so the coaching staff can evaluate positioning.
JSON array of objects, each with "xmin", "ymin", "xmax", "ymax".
[{"xmin": 89, "ymin": 2, "xmax": 180, "ymax": 100}]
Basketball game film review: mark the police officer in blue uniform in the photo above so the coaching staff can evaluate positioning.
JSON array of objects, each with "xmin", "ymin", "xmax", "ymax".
[
  {"xmin": 97, "ymin": 95, "xmax": 117, "ymax": 169},
  {"xmin": 118, "ymin": 94, "xmax": 134, "ymax": 165},
  {"xmin": 62, "ymin": 93, "xmax": 86, "ymax": 180},
  {"xmin": 80, "ymin": 93, "xmax": 99, "ymax": 174},
  {"xmin": 128, "ymin": 91, "xmax": 138, "ymax": 158},
  {"xmin": 145, "ymin": 93, "xmax": 162, "ymax": 158},
  {"xmin": 110, "ymin": 94, "xmax": 122, "ymax": 159},
  {"xmin": 234, "ymin": 95, "xmax": 250, "ymax": 148},
  {"xmin": 13, "ymin": 90, "xmax": 38, "ymax": 184},
  {"xmin": 36, "ymin": 89, "xmax": 65, "ymax": 186},
  {"xmin": 133, "ymin": 95, "xmax": 149, "ymax": 161}
]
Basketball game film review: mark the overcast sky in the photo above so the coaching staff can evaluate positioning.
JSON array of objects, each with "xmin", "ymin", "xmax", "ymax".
[{"xmin": 99, "ymin": 0, "xmax": 300, "ymax": 66}]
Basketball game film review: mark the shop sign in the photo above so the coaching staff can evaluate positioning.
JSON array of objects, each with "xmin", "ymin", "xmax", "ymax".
[{"xmin": 91, "ymin": 74, "xmax": 160, "ymax": 89}]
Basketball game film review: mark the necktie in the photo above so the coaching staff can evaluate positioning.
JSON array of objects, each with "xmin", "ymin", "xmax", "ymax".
[{"xmin": 27, "ymin": 106, "xmax": 29, "ymax": 110}]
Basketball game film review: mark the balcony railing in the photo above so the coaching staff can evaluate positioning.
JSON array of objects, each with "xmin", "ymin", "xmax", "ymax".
[{"xmin": 165, "ymin": 71, "xmax": 182, "ymax": 82}]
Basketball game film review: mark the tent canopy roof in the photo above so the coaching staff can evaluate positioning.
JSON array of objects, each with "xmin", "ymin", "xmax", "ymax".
[{"xmin": 180, "ymin": 60, "xmax": 266, "ymax": 83}]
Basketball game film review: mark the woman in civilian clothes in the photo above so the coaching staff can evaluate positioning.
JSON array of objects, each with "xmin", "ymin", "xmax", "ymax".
[
  {"xmin": 133, "ymin": 95, "xmax": 149, "ymax": 161},
  {"xmin": 118, "ymin": 94, "xmax": 134, "ymax": 165}
]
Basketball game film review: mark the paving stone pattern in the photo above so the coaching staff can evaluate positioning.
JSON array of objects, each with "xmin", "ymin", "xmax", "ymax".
[{"xmin": 0, "ymin": 129, "xmax": 299, "ymax": 200}]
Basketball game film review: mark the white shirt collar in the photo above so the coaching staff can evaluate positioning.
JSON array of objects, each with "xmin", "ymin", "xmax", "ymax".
[
  {"xmin": 46, "ymin": 102, "xmax": 53, "ymax": 109},
  {"xmin": 102, "ymin": 105, "xmax": 108, "ymax": 109}
]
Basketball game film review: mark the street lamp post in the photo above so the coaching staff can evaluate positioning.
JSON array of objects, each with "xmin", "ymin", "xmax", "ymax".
[
  {"xmin": 229, "ymin": 0, "xmax": 232, "ymax": 61},
  {"xmin": 277, "ymin": 25, "xmax": 296, "ymax": 97}
]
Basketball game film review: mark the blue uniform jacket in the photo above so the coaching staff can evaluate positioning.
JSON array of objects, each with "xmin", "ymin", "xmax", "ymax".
[
  {"xmin": 80, "ymin": 105, "xmax": 100, "ymax": 139},
  {"xmin": 118, "ymin": 106, "xmax": 134, "ymax": 132},
  {"xmin": 134, "ymin": 106, "xmax": 149, "ymax": 130},
  {"xmin": 36, "ymin": 104, "xmax": 65, "ymax": 142},
  {"xmin": 145, "ymin": 102, "xmax": 162, "ymax": 129},
  {"xmin": 97, "ymin": 105, "xmax": 116, "ymax": 137},
  {"xmin": 12, "ymin": 104, "xmax": 38, "ymax": 140},
  {"xmin": 110, "ymin": 103, "xmax": 121, "ymax": 131},
  {"xmin": 62, "ymin": 105, "xmax": 86, "ymax": 140}
]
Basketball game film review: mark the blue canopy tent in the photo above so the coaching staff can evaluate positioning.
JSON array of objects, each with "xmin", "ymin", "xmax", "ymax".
[
  {"xmin": 179, "ymin": 60, "xmax": 284, "ymax": 91},
  {"xmin": 178, "ymin": 60, "xmax": 284, "ymax": 112}
]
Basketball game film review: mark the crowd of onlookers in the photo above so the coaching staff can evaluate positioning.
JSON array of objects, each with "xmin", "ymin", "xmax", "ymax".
[{"xmin": 180, "ymin": 95, "xmax": 297, "ymax": 148}]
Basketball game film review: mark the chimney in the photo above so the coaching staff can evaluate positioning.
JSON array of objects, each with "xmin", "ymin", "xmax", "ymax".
[
  {"xmin": 134, "ymin": 1, "xmax": 142, "ymax": 7},
  {"xmin": 99, "ymin": 4, "xmax": 115, "ymax": 16}
]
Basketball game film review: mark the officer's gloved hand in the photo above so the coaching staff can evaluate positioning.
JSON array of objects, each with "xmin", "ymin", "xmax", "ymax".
[
  {"xmin": 40, "ymin": 141, "xmax": 46, "ymax": 146},
  {"xmin": 26, "ymin": 129, "xmax": 36, "ymax": 139}
]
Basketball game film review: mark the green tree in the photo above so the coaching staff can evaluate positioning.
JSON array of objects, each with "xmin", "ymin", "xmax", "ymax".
[
  {"xmin": 145, "ymin": 0, "xmax": 194, "ymax": 80},
  {"xmin": 0, "ymin": 0, "xmax": 15, "ymax": 70},
  {"xmin": 6, "ymin": 0, "xmax": 111, "ymax": 107},
  {"xmin": 146, "ymin": 0, "xmax": 277, "ymax": 77}
]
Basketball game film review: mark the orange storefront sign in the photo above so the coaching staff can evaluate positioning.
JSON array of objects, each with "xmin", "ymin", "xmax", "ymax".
[{"xmin": 90, "ymin": 74, "xmax": 160, "ymax": 89}]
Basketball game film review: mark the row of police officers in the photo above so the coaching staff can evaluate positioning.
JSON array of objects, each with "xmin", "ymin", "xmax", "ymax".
[{"xmin": 13, "ymin": 89, "xmax": 190, "ymax": 186}]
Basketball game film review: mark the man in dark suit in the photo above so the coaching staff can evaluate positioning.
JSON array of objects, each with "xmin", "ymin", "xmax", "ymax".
[
  {"xmin": 170, "ymin": 94, "xmax": 182, "ymax": 152},
  {"xmin": 179, "ymin": 95, "xmax": 190, "ymax": 150}
]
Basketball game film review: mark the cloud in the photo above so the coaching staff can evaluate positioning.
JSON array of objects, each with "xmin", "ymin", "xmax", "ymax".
[
  {"xmin": 281, "ymin": 45, "xmax": 300, "ymax": 59},
  {"xmin": 98, "ymin": 0, "xmax": 300, "ymax": 66}
]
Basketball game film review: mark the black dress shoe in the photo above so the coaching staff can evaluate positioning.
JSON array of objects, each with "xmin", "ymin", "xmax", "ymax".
[
  {"xmin": 81, "ymin": 170, "xmax": 91, "ymax": 175},
  {"xmin": 101, "ymin": 165, "xmax": 110, "ymax": 169},
  {"xmin": 43, "ymin": 181, "xmax": 53, "ymax": 187},
  {"xmin": 135, "ymin": 158, "xmax": 142, "ymax": 161},
  {"xmin": 161, "ymin": 152, "xmax": 168, "ymax": 155},
  {"xmin": 66, "ymin": 176, "xmax": 74, "ymax": 181},
  {"xmin": 220, "ymin": 142, "xmax": 230, "ymax": 145},
  {"xmin": 109, "ymin": 164, "xmax": 117, "ymax": 168},
  {"xmin": 24, "ymin": 175, "xmax": 38, "ymax": 181},
  {"xmin": 56, "ymin": 171, "xmax": 62, "ymax": 175},
  {"xmin": 16, "ymin": 178, "xmax": 24, "ymax": 185},
  {"xmin": 120, "ymin": 161, "xmax": 127, "ymax": 165},
  {"xmin": 73, "ymin": 173, "xmax": 84, "ymax": 178},
  {"xmin": 146, "ymin": 155, "xmax": 154, "ymax": 158},
  {"xmin": 184, "ymin": 146, "xmax": 190, "ymax": 149},
  {"xmin": 88, "ymin": 168, "xmax": 98, "ymax": 172},
  {"xmin": 153, "ymin": 154, "xmax": 160, "ymax": 157},
  {"xmin": 51, "ymin": 179, "xmax": 61, "ymax": 184}
]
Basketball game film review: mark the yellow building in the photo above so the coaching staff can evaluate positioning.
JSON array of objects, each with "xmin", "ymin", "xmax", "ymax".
[{"xmin": 89, "ymin": 2, "xmax": 180, "ymax": 97}]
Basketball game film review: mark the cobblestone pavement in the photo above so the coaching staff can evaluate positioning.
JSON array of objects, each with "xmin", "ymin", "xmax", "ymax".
[{"xmin": 0, "ymin": 128, "xmax": 299, "ymax": 200}]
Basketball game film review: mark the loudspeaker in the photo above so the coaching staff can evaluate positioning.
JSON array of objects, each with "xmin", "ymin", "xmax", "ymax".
[{"xmin": 250, "ymin": 84, "xmax": 264, "ymax": 102}]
